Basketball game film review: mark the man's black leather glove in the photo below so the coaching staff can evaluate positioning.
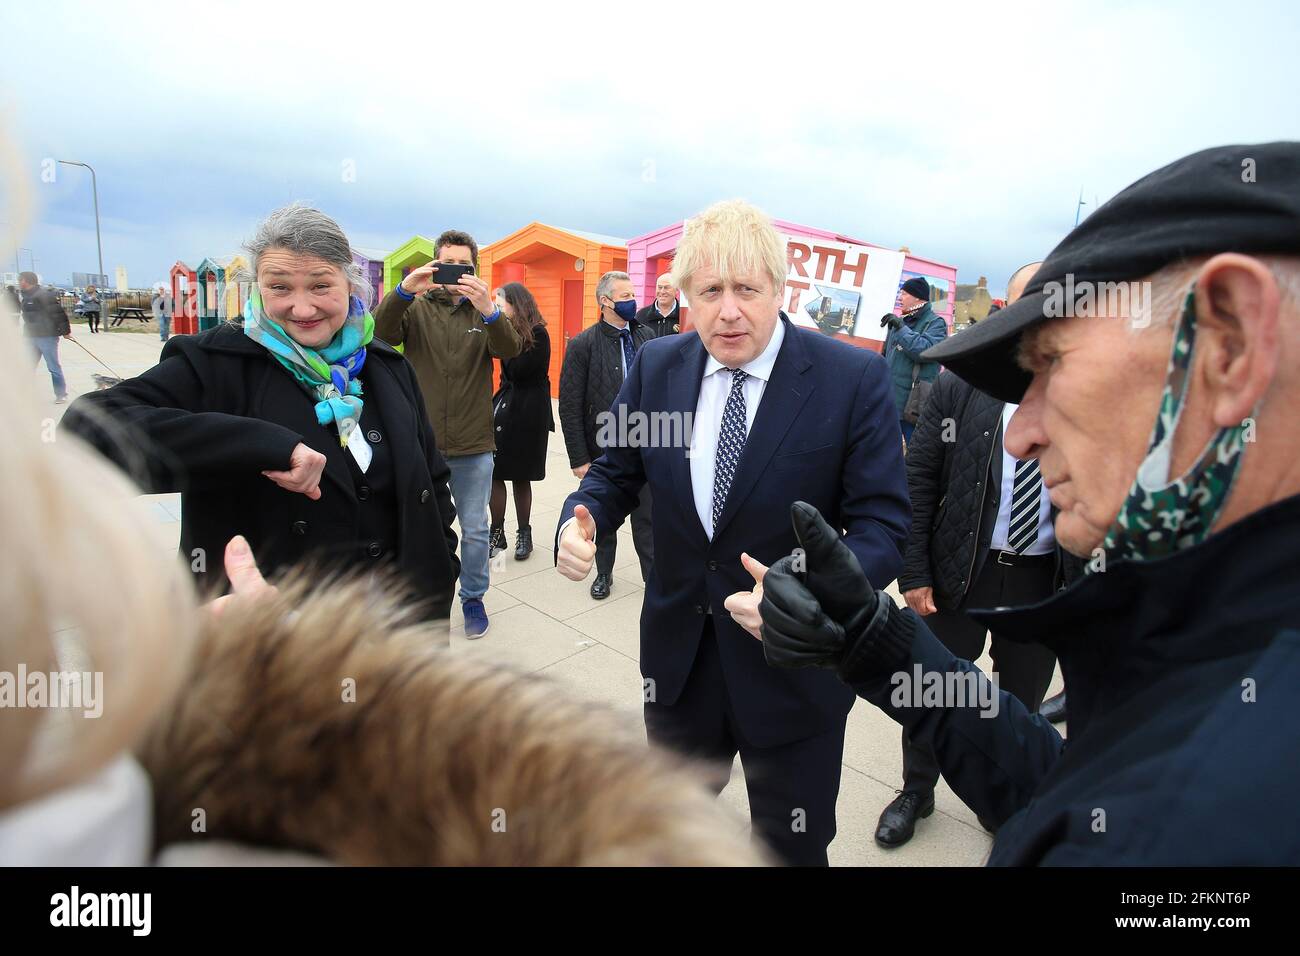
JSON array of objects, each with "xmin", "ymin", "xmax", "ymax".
[
  {"xmin": 759, "ymin": 501, "xmax": 890, "ymax": 670},
  {"xmin": 880, "ymin": 313, "xmax": 902, "ymax": 330}
]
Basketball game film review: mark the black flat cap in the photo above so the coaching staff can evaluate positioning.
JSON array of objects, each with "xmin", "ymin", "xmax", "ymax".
[{"xmin": 925, "ymin": 141, "xmax": 1300, "ymax": 403}]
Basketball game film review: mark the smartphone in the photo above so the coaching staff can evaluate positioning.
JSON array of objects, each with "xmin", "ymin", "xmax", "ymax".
[{"xmin": 430, "ymin": 263, "xmax": 474, "ymax": 286}]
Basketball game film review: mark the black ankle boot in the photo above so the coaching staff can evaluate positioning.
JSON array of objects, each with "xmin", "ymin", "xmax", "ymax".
[
  {"xmin": 489, "ymin": 525, "xmax": 506, "ymax": 558},
  {"xmin": 514, "ymin": 525, "xmax": 533, "ymax": 560}
]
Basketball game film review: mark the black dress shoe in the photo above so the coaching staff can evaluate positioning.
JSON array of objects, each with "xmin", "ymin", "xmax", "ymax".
[
  {"xmin": 875, "ymin": 790, "xmax": 935, "ymax": 848},
  {"xmin": 514, "ymin": 525, "xmax": 532, "ymax": 560},
  {"xmin": 1039, "ymin": 691, "xmax": 1067, "ymax": 724},
  {"xmin": 590, "ymin": 573, "xmax": 612, "ymax": 600}
]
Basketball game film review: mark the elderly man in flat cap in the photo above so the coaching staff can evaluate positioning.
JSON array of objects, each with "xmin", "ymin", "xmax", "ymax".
[{"xmin": 755, "ymin": 141, "xmax": 1300, "ymax": 864}]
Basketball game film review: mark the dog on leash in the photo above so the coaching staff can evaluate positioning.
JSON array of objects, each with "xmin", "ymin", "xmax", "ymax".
[{"xmin": 91, "ymin": 373, "xmax": 122, "ymax": 391}]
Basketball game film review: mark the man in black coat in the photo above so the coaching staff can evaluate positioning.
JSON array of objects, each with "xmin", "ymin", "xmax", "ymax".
[
  {"xmin": 879, "ymin": 263, "xmax": 1081, "ymax": 847},
  {"xmin": 558, "ymin": 270, "xmax": 654, "ymax": 600},
  {"xmin": 634, "ymin": 273, "xmax": 682, "ymax": 338},
  {"xmin": 757, "ymin": 142, "xmax": 1300, "ymax": 864}
]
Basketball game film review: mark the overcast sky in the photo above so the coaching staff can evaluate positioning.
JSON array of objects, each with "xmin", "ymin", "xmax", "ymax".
[{"xmin": 3, "ymin": 0, "xmax": 1298, "ymax": 295}]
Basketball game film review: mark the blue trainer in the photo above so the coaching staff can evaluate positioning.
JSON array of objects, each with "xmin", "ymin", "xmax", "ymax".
[{"xmin": 463, "ymin": 598, "xmax": 490, "ymax": 639}]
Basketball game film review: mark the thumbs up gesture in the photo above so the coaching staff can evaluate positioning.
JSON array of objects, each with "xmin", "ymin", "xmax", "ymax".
[
  {"xmin": 723, "ymin": 551, "xmax": 770, "ymax": 640},
  {"xmin": 758, "ymin": 502, "xmax": 882, "ymax": 670},
  {"xmin": 557, "ymin": 504, "xmax": 599, "ymax": 581}
]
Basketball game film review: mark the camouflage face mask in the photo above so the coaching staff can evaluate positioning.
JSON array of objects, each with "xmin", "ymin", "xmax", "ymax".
[{"xmin": 1098, "ymin": 284, "xmax": 1251, "ymax": 566}]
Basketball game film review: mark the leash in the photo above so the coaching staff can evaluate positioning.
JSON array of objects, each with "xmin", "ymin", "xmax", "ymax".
[{"xmin": 66, "ymin": 336, "xmax": 124, "ymax": 380}]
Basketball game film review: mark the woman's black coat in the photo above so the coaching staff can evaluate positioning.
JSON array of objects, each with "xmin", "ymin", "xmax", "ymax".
[
  {"xmin": 61, "ymin": 323, "xmax": 460, "ymax": 618},
  {"xmin": 491, "ymin": 324, "xmax": 554, "ymax": 481}
]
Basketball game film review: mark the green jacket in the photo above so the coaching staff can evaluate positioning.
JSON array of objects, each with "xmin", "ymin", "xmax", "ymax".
[
  {"xmin": 883, "ymin": 302, "xmax": 948, "ymax": 414},
  {"xmin": 374, "ymin": 287, "xmax": 520, "ymax": 457}
]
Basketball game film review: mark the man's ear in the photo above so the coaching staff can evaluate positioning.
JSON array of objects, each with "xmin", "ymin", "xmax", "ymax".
[{"xmin": 1194, "ymin": 253, "xmax": 1282, "ymax": 428}]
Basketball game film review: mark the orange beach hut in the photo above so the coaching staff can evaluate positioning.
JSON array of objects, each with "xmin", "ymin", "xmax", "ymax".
[{"xmin": 477, "ymin": 223, "xmax": 626, "ymax": 398}]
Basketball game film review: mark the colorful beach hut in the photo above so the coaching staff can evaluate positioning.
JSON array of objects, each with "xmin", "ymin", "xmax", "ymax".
[
  {"xmin": 352, "ymin": 246, "xmax": 389, "ymax": 303},
  {"xmin": 194, "ymin": 255, "xmax": 250, "ymax": 330},
  {"xmin": 169, "ymin": 260, "xmax": 198, "ymax": 335},
  {"xmin": 477, "ymin": 223, "xmax": 627, "ymax": 398},
  {"xmin": 627, "ymin": 219, "xmax": 957, "ymax": 353},
  {"xmin": 382, "ymin": 236, "xmax": 436, "ymax": 301}
]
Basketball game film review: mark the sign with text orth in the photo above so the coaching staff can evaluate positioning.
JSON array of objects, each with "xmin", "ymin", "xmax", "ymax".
[{"xmin": 781, "ymin": 236, "xmax": 905, "ymax": 343}]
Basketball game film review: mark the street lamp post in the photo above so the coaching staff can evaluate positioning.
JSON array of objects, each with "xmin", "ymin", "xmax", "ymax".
[{"xmin": 57, "ymin": 160, "xmax": 104, "ymax": 287}]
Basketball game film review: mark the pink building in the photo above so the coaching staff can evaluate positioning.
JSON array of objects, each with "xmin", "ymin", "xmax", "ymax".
[{"xmin": 627, "ymin": 218, "xmax": 958, "ymax": 352}]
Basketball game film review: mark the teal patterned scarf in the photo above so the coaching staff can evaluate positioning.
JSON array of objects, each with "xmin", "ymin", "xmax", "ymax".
[
  {"xmin": 1098, "ymin": 284, "xmax": 1251, "ymax": 566},
  {"xmin": 243, "ymin": 287, "xmax": 375, "ymax": 447}
]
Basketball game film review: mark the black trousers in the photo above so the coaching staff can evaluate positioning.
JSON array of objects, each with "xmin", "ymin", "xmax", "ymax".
[
  {"xmin": 595, "ymin": 484, "xmax": 654, "ymax": 582},
  {"xmin": 901, "ymin": 553, "xmax": 1058, "ymax": 795},
  {"xmin": 645, "ymin": 619, "xmax": 846, "ymax": 866},
  {"xmin": 86, "ymin": 310, "xmax": 100, "ymax": 332}
]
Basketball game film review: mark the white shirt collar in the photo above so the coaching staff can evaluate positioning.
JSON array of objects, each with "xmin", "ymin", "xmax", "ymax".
[{"xmin": 703, "ymin": 316, "xmax": 786, "ymax": 382}]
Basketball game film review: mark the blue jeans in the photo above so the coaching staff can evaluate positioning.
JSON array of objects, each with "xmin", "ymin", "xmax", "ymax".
[
  {"xmin": 446, "ymin": 451, "xmax": 494, "ymax": 603},
  {"xmin": 158, "ymin": 312, "xmax": 171, "ymax": 341},
  {"xmin": 29, "ymin": 336, "xmax": 67, "ymax": 399},
  {"xmin": 900, "ymin": 418, "xmax": 915, "ymax": 444}
]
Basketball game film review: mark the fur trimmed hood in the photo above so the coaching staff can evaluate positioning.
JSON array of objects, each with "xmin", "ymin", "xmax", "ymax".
[{"xmin": 141, "ymin": 573, "xmax": 766, "ymax": 866}]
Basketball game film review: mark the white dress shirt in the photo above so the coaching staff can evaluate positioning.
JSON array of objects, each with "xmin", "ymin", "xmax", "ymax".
[
  {"xmin": 690, "ymin": 319, "xmax": 786, "ymax": 539},
  {"xmin": 989, "ymin": 402, "xmax": 1056, "ymax": 554}
]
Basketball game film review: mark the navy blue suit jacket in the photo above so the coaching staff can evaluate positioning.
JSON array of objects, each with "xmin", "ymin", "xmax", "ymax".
[{"xmin": 557, "ymin": 316, "xmax": 910, "ymax": 747}]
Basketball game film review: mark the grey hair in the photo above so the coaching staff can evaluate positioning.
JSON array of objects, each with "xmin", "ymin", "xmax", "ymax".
[
  {"xmin": 1144, "ymin": 254, "xmax": 1300, "ymax": 331},
  {"xmin": 243, "ymin": 203, "xmax": 373, "ymax": 308},
  {"xmin": 596, "ymin": 270, "xmax": 631, "ymax": 308}
]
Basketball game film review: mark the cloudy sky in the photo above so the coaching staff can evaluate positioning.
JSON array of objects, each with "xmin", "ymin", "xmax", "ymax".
[{"xmin": 3, "ymin": 0, "xmax": 1298, "ymax": 295}]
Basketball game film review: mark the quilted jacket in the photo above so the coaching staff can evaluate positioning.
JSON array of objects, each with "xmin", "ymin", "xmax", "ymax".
[
  {"xmin": 900, "ymin": 371, "xmax": 1082, "ymax": 608},
  {"xmin": 557, "ymin": 317, "xmax": 653, "ymax": 469}
]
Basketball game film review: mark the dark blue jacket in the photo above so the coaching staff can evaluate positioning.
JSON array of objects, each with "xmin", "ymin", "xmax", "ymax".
[
  {"xmin": 848, "ymin": 492, "xmax": 1300, "ymax": 864},
  {"xmin": 883, "ymin": 303, "xmax": 947, "ymax": 413},
  {"xmin": 558, "ymin": 316, "xmax": 911, "ymax": 748}
]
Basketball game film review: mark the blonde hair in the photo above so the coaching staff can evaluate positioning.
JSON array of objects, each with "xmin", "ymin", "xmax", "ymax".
[
  {"xmin": 0, "ymin": 316, "xmax": 197, "ymax": 810},
  {"xmin": 671, "ymin": 199, "xmax": 787, "ymax": 297}
]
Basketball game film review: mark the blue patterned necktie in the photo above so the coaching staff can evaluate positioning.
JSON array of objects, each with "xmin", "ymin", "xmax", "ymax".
[
  {"xmin": 619, "ymin": 327, "xmax": 635, "ymax": 375},
  {"xmin": 712, "ymin": 368, "xmax": 750, "ymax": 530},
  {"xmin": 1007, "ymin": 457, "xmax": 1043, "ymax": 553}
]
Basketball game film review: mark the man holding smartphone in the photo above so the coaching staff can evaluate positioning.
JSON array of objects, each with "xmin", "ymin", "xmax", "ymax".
[{"xmin": 374, "ymin": 230, "xmax": 520, "ymax": 638}]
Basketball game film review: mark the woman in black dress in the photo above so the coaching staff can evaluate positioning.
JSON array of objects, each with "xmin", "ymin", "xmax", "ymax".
[{"xmin": 489, "ymin": 282, "xmax": 554, "ymax": 560}]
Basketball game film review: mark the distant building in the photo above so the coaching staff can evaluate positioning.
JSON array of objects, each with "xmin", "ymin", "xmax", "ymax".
[
  {"xmin": 115, "ymin": 266, "xmax": 129, "ymax": 292},
  {"xmin": 953, "ymin": 276, "xmax": 993, "ymax": 329}
]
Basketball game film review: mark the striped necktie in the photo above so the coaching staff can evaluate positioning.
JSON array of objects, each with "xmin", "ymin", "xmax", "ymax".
[{"xmin": 1007, "ymin": 457, "xmax": 1043, "ymax": 553}]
